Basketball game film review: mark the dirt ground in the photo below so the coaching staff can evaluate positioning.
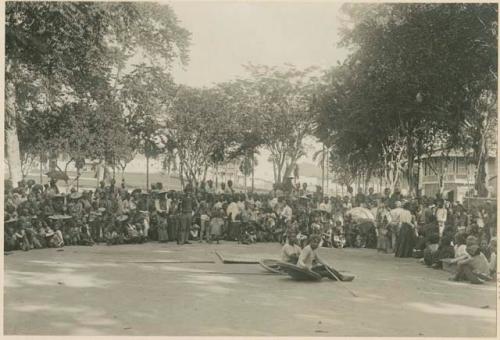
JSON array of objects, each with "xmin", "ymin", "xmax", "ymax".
[{"xmin": 3, "ymin": 242, "xmax": 497, "ymax": 336}]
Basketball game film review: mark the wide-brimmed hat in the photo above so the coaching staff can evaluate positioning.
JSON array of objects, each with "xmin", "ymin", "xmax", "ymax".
[
  {"xmin": 117, "ymin": 215, "xmax": 129, "ymax": 222},
  {"xmin": 70, "ymin": 192, "xmax": 83, "ymax": 200}
]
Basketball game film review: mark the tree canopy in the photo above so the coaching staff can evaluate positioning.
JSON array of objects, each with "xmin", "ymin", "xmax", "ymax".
[{"xmin": 315, "ymin": 3, "xmax": 497, "ymax": 196}]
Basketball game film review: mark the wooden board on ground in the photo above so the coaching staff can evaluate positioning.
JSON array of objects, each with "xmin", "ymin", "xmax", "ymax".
[
  {"xmin": 114, "ymin": 260, "xmax": 215, "ymax": 264},
  {"xmin": 215, "ymin": 251, "xmax": 260, "ymax": 264},
  {"xmin": 278, "ymin": 262, "xmax": 322, "ymax": 281},
  {"xmin": 259, "ymin": 259, "xmax": 287, "ymax": 275}
]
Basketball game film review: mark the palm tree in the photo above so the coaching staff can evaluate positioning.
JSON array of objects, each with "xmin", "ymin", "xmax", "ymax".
[{"xmin": 313, "ymin": 144, "xmax": 329, "ymax": 196}]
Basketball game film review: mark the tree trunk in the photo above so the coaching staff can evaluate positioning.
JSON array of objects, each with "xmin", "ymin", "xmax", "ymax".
[
  {"xmin": 40, "ymin": 154, "xmax": 43, "ymax": 184},
  {"xmin": 277, "ymin": 160, "xmax": 282, "ymax": 185},
  {"xmin": 475, "ymin": 141, "xmax": 489, "ymax": 197},
  {"xmin": 146, "ymin": 155, "xmax": 150, "ymax": 191},
  {"xmin": 321, "ymin": 145, "xmax": 325, "ymax": 195},
  {"xmin": 251, "ymin": 151, "xmax": 255, "ymax": 193},
  {"xmin": 5, "ymin": 78, "xmax": 22, "ymax": 188},
  {"xmin": 365, "ymin": 168, "xmax": 372, "ymax": 192},
  {"xmin": 179, "ymin": 160, "xmax": 185, "ymax": 190},
  {"xmin": 203, "ymin": 164, "xmax": 208, "ymax": 182},
  {"xmin": 326, "ymin": 149, "xmax": 329, "ymax": 196},
  {"xmin": 244, "ymin": 172, "xmax": 247, "ymax": 193},
  {"xmin": 215, "ymin": 164, "xmax": 218, "ymax": 189},
  {"xmin": 271, "ymin": 159, "xmax": 277, "ymax": 184},
  {"xmin": 407, "ymin": 138, "xmax": 415, "ymax": 196},
  {"xmin": 49, "ymin": 152, "xmax": 58, "ymax": 172}
]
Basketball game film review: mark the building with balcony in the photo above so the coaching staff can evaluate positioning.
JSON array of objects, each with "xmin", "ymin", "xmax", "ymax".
[{"xmin": 420, "ymin": 149, "xmax": 497, "ymax": 202}]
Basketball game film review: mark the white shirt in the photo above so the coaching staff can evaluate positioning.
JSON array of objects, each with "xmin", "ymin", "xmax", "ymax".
[
  {"xmin": 390, "ymin": 207, "xmax": 406, "ymax": 224},
  {"xmin": 281, "ymin": 205, "xmax": 293, "ymax": 222},
  {"xmin": 255, "ymin": 200, "xmax": 262, "ymax": 209},
  {"xmin": 436, "ymin": 208, "xmax": 447, "ymax": 223},
  {"xmin": 166, "ymin": 198, "xmax": 172, "ymax": 214},
  {"xmin": 226, "ymin": 202, "xmax": 240, "ymax": 222},
  {"xmin": 319, "ymin": 202, "xmax": 330, "ymax": 212},
  {"xmin": 269, "ymin": 198, "xmax": 278, "ymax": 210},
  {"xmin": 297, "ymin": 245, "xmax": 319, "ymax": 270},
  {"xmin": 281, "ymin": 243, "xmax": 302, "ymax": 263}
]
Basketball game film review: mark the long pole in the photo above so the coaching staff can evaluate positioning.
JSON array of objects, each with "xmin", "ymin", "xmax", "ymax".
[{"xmin": 324, "ymin": 266, "xmax": 358, "ymax": 297}]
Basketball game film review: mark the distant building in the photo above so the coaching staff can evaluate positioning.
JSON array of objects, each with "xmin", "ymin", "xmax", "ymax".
[{"xmin": 419, "ymin": 149, "xmax": 497, "ymax": 202}]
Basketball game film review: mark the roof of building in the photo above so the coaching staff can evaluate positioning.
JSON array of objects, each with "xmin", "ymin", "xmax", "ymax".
[
  {"xmin": 296, "ymin": 162, "xmax": 322, "ymax": 178},
  {"xmin": 420, "ymin": 148, "xmax": 496, "ymax": 159}
]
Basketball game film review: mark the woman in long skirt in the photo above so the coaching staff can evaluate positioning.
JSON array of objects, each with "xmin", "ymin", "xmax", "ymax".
[
  {"xmin": 157, "ymin": 215, "xmax": 169, "ymax": 242},
  {"xmin": 395, "ymin": 209, "xmax": 416, "ymax": 258}
]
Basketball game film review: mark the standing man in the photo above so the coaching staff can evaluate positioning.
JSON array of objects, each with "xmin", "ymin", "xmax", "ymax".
[
  {"xmin": 435, "ymin": 199, "xmax": 448, "ymax": 238},
  {"xmin": 226, "ymin": 196, "xmax": 240, "ymax": 240},
  {"xmin": 179, "ymin": 187, "xmax": 195, "ymax": 245},
  {"xmin": 225, "ymin": 180, "xmax": 234, "ymax": 194},
  {"xmin": 319, "ymin": 197, "xmax": 330, "ymax": 213},
  {"xmin": 280, "ymin": 199, "xmax": 293, "ymax": 225},
  {"xmin": 389, "ymin": 201, "xmax": 405, "ymax": 253},
  {"xmin": 206, "ymin": 180, "xmax": 215, "ymax": 195}
]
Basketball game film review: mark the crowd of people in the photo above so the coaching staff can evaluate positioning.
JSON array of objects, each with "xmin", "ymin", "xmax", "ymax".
[{"xmin": 4, "ymin": 177, "xmax": 497, "ymax": 284}]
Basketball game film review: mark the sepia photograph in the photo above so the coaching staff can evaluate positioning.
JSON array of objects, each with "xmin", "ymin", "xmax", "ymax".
[{"xmin": 3, "ymin": 1, "xmax": 498, "ymax": 337}]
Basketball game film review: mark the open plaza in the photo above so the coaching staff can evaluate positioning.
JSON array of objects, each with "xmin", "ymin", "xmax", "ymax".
[
  {"xmin": 4, "ymin": 242, "xmax": 496, "ymax": 336},
  {"xmin": 4, "ymin": 2, "xmax": 498, "ymax": 337}
]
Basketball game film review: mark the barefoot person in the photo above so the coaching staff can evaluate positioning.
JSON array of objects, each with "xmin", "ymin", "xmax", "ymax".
[{"xmin": 297, "ymin": 235, "xmax": 354, "ymax": 281}]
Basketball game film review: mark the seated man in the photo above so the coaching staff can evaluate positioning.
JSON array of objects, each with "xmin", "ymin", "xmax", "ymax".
[
  {"xmin": 297, "ymin": 235, "xmax": 353, "ymax": 281},
  {"xmin": 423, "ymin": 233, "xmax": 440, "ymax": 266},
  {"xmin": 431, "ymin": 235, "xmax": 455, "ymax": 269},
  {"xmin": 450, "ymin": 240, "xmax": 491, "ymax": 284},
  {"xmin": 281, "ymin": 230, "xmax": 302, "ymax": 263}
]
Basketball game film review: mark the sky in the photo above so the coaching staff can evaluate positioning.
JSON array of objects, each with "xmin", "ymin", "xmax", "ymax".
[
  {"xmin": 167, "ymin": 1, "xmax": 350, "ymax": 180},
  {"xmin": 169, "ymin": 1, "xmax": 348, "ymax": 87}
]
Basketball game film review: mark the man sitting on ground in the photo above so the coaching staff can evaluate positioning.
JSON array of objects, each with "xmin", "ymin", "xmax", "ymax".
[
  {"xmin": 450, "ymin": 236, "xmax": 491, "ymax": 284},
  {"xmin": 297, "ymin": 235, "xmax": 354, "ymax": 281},
  {"xmin": 281, "ymin": 230, "xmax": 302, "ymax": 263}
]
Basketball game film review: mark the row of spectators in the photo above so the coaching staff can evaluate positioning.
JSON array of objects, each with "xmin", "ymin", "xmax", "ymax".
[{"xmin": 4, "ymin": 178, "xmax": 496, "ymax": 284}]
